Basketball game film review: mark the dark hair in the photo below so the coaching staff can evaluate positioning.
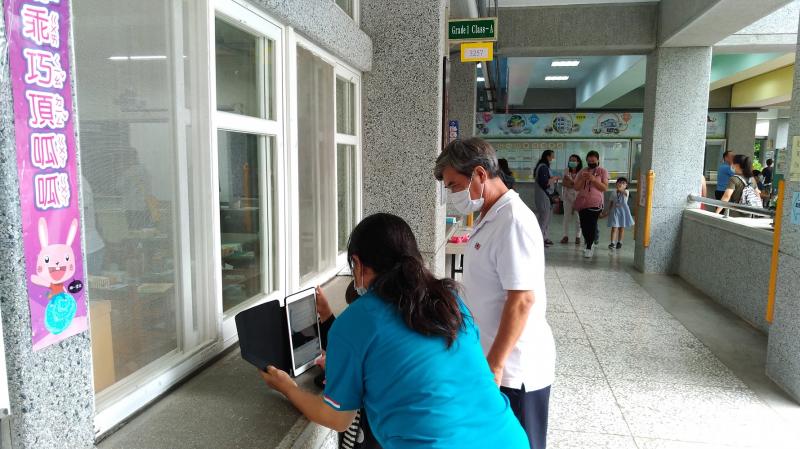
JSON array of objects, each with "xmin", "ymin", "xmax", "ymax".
[
  {"xmin": 753, "ymin": 169, "xmax": 762, "ymax": 177},
  {"xmin": 347, "ymin": 213, "xmax": 464, "ymax": 347},
  {"xmin": 733, "ymin": 154, "xmax": 753, "ymax": 178},
  {"xmin": 537, "ymin": 150, "xmax": 554, "ymax": 167},
  {"xmin": 568, "ymin": 154, "xmax": 583, "ymax": 172},
  {"xmin": 345, "ymin": 280, "xmax": 359, "ymax": 305},
  {"xmin": 723, "ymin": 150, "xmax": 733, "ymax": 161},
  {"xmin": 587, "ymin": 150, "xmax": 600, "ymax": 161},
  {"xmin": 616, "ymin": 177, "xmax": 628, "ymax": 185},
  {"xmin": 498, "ymin": 158, "xmax": 513, "ymax": 176},
  {"xmin": 435, "ymin": 138, "xmax": 499, "ymax": 180},
  {"xmin": 767, "ymin": 159, "xmax": 773, "ymax": 166}
]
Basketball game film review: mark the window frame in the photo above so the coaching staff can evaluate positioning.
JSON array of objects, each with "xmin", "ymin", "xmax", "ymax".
[{"xmin": 288, "ymin": 33, "xmax": 362, "ymax": 292}]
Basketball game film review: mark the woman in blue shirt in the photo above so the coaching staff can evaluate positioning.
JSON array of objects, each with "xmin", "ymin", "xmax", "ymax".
[{"xmin": 261, "ymin": 213, "xmax": 529, "ymax": 449}]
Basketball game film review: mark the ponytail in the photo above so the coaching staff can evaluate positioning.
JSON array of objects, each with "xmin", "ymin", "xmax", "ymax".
[
  {"xmin": 734, "ymin": 154, "xmax": 753, "ymax": 178},
  {"xmin": 348, "ymin": 214, "xmax": 465, "ymax": 347}
]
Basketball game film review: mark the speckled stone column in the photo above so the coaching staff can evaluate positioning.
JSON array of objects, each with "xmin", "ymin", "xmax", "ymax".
[
  {"xmin": 360, "ymin": 0, "xmax": 448, "ymax": 276},
  {"xmin": 634, "ymin": 46, "xmax": 712, "ymax": 273},
  {"xmin": 726, "ymin": 112, "xmax": 757, "ymax": 161},
  {"xmin": 0, "ymin": 3, "xmax": 95, "ymax": 448},
  {"xmin": 766, "ymin": 9, "xmax": 800, "ymax": 402},
  {"xmin": 447, "ymin": 59, "xmax": 476, "ymax": 139}
]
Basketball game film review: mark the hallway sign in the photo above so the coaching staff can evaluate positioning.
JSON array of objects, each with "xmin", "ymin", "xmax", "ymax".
[
  {"xmin": 4, "ymin": 0, "xmax": 88, "ymax": 351},
  {"xmin": 448, "ymin": 18, "xmax": 497, "ymax": 42},
  {"xmin": 476, "ymin": 112, "xmax": 728, "ymax": 139},
  {"xmin": 461, "ymin": 42, "xmax": 493, "ymax": 63}
]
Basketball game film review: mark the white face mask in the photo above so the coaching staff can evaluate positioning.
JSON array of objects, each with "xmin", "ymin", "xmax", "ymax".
[{"xmin": 448, "ymin": 172, "xmax": 485, "ymax": 215}]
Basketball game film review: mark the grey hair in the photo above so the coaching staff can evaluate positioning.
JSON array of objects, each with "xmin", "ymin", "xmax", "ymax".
[{"xmin": 434, "ymin": 137, "xmax": 500, "ymax": 181}]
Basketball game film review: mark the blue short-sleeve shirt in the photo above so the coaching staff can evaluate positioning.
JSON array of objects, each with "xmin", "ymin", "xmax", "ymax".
[
  {"xmin": 323, "ymin": 291, "xmax": 529, "ymax": 449},
  {"xmin": 717, "ymin": 163, "xmax": 735, "ymax": 192}
]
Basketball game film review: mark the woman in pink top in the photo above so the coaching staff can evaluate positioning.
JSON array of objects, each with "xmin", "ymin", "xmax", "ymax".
[{"xmin": 573, "ymin": 151, "xmax": 609, "ymax": 259}]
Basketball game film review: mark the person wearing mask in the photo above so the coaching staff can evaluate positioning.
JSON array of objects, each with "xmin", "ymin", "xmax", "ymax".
[
  {"xmin": 435, "ymin": 138, "xmax": 555, "ymax": 449},
  {"xmin": 715, "ymin": 155, "xmax": 761, "ymax": 217},
  {"xmin": 560, "ymin": 154, "xmax": 583, "ymax": 245},
  {"xmin": 715, "ymin": 151, "xmax": 735, "ymax": 200},
  {"xmin": 498, "ymin": 158, "xmax": 516, "ymax": 190},
  {"xmin": 261, "ymin": 213, "xmax": 529, "ymax": 449},
  {"xmin": 574, "ymin": 151, "xmax": 609, "ymax": 259},
  {"xmin": 533, "ymin": 150, "xmax": 560, "ymax": 247}
]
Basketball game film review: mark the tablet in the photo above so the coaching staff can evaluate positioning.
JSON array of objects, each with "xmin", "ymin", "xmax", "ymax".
[
  {"xmin": 285, "ymin": 287, "xmax": 323, "ymax": 377},
  {"xmin": 235, "ymin": 299, "xmax": 291, "ymax": 373}
]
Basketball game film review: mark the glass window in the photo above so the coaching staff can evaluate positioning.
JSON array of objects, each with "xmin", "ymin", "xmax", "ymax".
[
  {"xmin": 336, "ymin": 77, "xmax": 356, "ymax": 136},
  {"xmin": 337, "ymin": 144, "xmax": 358, "ymax": 252},
  {"xmin": 335, "ymin": 0, "xmax": 354, "ymax": 18},
  {"xmin": 74, "ymin": 0, "xmax": 191, "ymax": 393},
  {"xmin": 297, "ymin": 47, "xmax": 336, "ymax": 280},
  {"xmin": 218, "ymin": 132, "xmax": 277, "ymax": 311},
  {"xmin": 215, "ymin": 18, "xmax": 275, "ymax": 119}
]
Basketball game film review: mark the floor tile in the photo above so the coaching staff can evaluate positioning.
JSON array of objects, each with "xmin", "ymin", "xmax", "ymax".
[
  {"xmin": 548, "ymin": 430, "xmax": 637, "ymax": 449},
  {"xmin": 548, "ymin": 312, "xmax": 587, "ymax": 340},
  {"xmin": 578, "ymin": 314, "xmax": 695, "ymax": 344},
  {"xmin": 634, "ymin": 438, "xmax": 746, "ymax": 449},
  {"xmin": 609, "ymin": 379, "xmax": 790, "ymax": 448},
  {"xmin": 549, "ymin": 375, "xmax": 631, "ymax": 435},
  {"xmin": 547, "ymin": 293, "xmax": 575, "ymax": 313},
  {"xmin": 555, "ymin": 337, "xmax": 604, "ymax": 378}
]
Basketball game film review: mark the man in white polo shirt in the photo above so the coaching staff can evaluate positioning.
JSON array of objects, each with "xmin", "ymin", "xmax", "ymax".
[{"xmin": 435, "ymin": 137, "xmax": 555, "ymax": 449}]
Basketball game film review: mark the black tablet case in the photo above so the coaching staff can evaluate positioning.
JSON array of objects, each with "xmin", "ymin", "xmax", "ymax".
[{"xmin": 235, "ymin": 299, "xmax": 292, "ymax": 372}]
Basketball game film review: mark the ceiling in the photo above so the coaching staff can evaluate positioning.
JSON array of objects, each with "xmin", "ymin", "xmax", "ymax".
[
  {"xmin": 516, "ymin": 56, "xmax": 608, "ymax": 88},
  {"xmin": 497, "ymin": 0, "xmax": 658, "ymax": 6}
]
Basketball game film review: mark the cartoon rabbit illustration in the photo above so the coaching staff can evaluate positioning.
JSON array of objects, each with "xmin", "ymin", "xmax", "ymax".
[{"xmin": 30, "ymin": 217, "xmax": 80, "ymax": 335}]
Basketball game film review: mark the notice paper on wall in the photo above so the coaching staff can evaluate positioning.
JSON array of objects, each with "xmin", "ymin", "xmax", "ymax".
[
  {"xmin": 792, "ymin": 192, "xmax": 800, "ymax": 226},
  {"xmin": 790, "ymin": 136, "xmax": 800, "ymax": 182},
  {"xmin": 4, "ymin": 0, "xmax": 88, "ymax": 351}
]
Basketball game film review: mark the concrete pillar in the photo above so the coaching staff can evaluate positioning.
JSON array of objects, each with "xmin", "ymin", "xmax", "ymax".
[
  {"xmin": 360, "ymin": 0, "xmax": 448, "ymax": 275},
  {"xmin": 0, "ymin": 3, "xmax": 95, "ymax": 448},
  {"xmin": 766, "ymin": 12, "xmax": 800, "ymax": 402},
  {"xmin": 635, "ymin": 46, "xmax": 712, "ymax": 274},
  {"xmin": 447, "ymin": 59, "xmax": 476, "ymax": 139},
  {"xmin": 726, "ymin": 112, "xmax": 758, "ymax": 161}
]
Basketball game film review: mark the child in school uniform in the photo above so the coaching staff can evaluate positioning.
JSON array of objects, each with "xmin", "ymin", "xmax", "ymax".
[
  {"xmin": 315, "ymin": 282, "xmax": 382, "ymax": 449},
  {"xmin": 602, "ymin": 177, "xmax": 635, "ymax": 251}
]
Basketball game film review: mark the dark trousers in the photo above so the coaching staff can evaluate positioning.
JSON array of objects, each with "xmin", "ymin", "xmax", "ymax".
[
  {"xmin": 714, "ymin": 190, "xmax": 725, "ymax": 200},
  {"xmin": 501, "ymin": 385, "xmax": 551, "ymax": 449},
  {"xmin": 578, "ymin": 208, "xmax": 602, "ymax": 250}
]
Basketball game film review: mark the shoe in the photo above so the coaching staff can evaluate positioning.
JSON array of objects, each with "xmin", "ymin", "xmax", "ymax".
[
  {"xmin": 616, "ymin": 242, "xmax": 622, "ymax": 249},
  {"xmin": 560, "ymin": 236, "xmax": 569, "ymax": 244},
  {"xmin": 583, "ymin": 248, "xmax": 591, "ymax": 258},
  {"xmin": 544, "ymin": 239, "xmax": 554, "ymax": 247},
  {"xmin": 608, "ymin": 243, "xmax": 616, "ymax": 250},
  {"xmin": 575, "ymin": 237, "xmax": 581, "ymax": 245}
]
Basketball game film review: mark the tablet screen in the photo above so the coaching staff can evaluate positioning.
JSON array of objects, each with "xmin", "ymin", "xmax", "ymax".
[{"xmin": 287, "ymin": 293, "xmax": 321, "ymax": 371}]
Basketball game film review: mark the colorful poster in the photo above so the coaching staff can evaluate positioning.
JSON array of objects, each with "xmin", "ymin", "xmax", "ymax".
[
  {"xmin": 476, "ymin": 112, "xmax": 727, "ymax": 139},
  {"xmin": 5, "ymin": 0, "xmax": 87, "ymax": 350}
]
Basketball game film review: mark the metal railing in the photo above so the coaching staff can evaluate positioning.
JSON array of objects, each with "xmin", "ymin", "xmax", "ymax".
[{"xmin": 687, "ymin": 194, "xmax": 775, "ymax": 218}]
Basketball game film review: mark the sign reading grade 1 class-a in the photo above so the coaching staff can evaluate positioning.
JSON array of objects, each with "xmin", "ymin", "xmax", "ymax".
[{"xmin": 448, "ymin": 18, "xmax": 497, "ymax": 42}]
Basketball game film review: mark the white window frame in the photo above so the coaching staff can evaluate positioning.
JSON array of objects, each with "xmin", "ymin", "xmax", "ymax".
[
  {"xmin": 335, "ymin": 0, "xmax": 359, "ymax": 24},
  {"xmin": 212, "ymin": 0, "xmax": 288, "ymax": 345},
  {"xmin": 288, "ymin": 34, "xmax": 362, "ymax": 292},
  {"xmin": 93, "ymin": 0, "xmax": 221, "ymax": 435}
]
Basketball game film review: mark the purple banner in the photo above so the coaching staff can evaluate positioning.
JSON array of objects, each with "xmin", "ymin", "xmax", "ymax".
[{"xmin": 4, "ymin": 0, "xmax": 87, "ymax": 351}]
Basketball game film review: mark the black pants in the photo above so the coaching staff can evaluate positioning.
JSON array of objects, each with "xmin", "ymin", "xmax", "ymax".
[
  {"xmin": 501, "ymin": 385, "xmax": 551, "ymax": 449},
  {"xmin": 578, "ymin": 208, "xmax": 602, "ymax": 250},
  {"xmin": 714, "ymin": 190, "xmax": 725, "ymax": 200}
]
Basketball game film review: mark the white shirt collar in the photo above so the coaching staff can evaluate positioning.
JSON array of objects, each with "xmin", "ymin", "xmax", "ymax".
[{"xmin": 474, "ymin": 190, "xmax": 517, "ymax": 233}]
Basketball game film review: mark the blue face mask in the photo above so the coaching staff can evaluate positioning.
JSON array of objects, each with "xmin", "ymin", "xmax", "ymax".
[
  {"xmin": 568, "ymin": 161, "xmax": 578, "ymax": 169},
  {"xmin": 355, "ymin": 264, "xmax": 368, "ymax": 296}
]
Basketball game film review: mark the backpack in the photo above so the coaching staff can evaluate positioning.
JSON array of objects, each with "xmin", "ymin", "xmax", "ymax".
[{"xmin": 734, "ymin": 175, "xmax": 761, "ymax": 208}]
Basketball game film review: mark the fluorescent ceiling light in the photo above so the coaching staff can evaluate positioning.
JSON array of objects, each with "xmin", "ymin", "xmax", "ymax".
[
  {"xmin": 477, "ymin": 63, "xmax": 482, "ymax": 69},
  {"xmin": 551, "ymin": 60, "xmax": 580, "ymax": 67},
  {"xmin": 108, "ymin": 56, "xmax": 129, "ymax": 61},
  {"xmin": 130, "ymin": 55, "xmax": 167, "ymax": 60},
  {"xmin": 477, "ymin": 77, "xmax": 485, "ymax": 82},
  {"xmin": 545, "ymin": 75, "xmax": 569, "ymax": 81}
]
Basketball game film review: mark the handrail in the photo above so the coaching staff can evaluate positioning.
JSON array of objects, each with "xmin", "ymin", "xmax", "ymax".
[{"xmin": 687, "ymin": 194, "xmax": 775, "ymax": 218}]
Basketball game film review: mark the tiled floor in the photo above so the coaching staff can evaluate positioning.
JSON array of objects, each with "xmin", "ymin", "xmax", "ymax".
[
  {"xmin": 99, "ymin": 216, "xmax": 800, "ymax": 448},
  {"xmin": 543, "ymin": 220, "xmax": 800, "ymax": 449}
]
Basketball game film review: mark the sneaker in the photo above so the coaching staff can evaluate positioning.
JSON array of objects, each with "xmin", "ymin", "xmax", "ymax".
[
  {"xmin": 608, "ymin": 243, "xmax": 616, "ymax": 250},
  {"xmin": 583, "ymin": 248, "xmax": 592, "ymax": 258},
  {"xmin": 575, "ymin": 237, "xmax": 581, "ymax": 245},
  {"xmin": 616, "ymin": 242, "xmax": 622, "ymax": 250},
  {"xmin": 560, "ymin": 236, "xmax": 569, "ymax": 244}
]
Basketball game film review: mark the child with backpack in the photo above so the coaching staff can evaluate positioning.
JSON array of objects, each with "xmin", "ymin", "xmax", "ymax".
[{"xmin": 601, "ymin": 177, "xmax": 634, "ymax": 251}]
